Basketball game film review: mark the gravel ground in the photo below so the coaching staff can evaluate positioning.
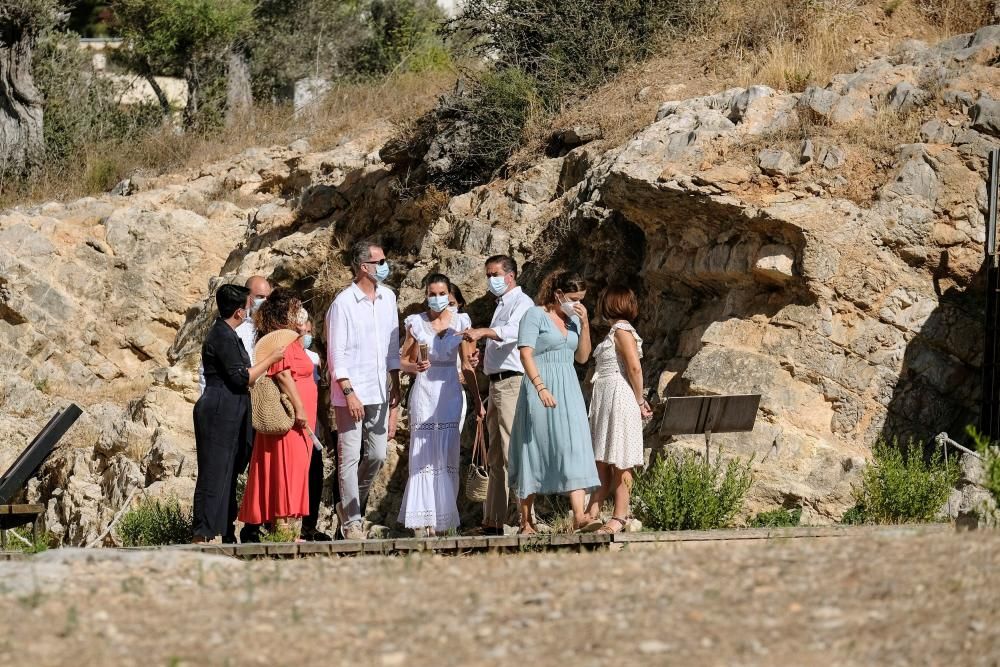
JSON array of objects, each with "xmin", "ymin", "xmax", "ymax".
[{"xmin": 1, "ymin": 528, "xmax": 998, "ymax": 666}]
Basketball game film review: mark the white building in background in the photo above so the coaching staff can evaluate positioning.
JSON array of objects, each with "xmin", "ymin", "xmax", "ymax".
[
  {"xmin": 77, "ymin": 0, "xmax": 466, "ymax": 111},
  {"xmin": 436, "ymin": 0, "xmax": 462, "ymax": 17},
  {"xmin": 79, "ymin": 38, "xmax": 188, "ymax": 109}
]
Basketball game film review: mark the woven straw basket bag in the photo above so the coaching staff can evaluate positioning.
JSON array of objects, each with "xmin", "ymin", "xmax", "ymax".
[
  {"xmin": 464, "ymin": 418, "xmax": 489, "ymax": 503},
  {"xmin": 250, "ymin": 329, "xmax": 299, "ymax": 435}
]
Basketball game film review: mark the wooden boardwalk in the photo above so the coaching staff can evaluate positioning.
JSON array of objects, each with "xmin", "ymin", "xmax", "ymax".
[{"xmin": 1, "ymin": 524, "xmax": 955, "ymax": 561}]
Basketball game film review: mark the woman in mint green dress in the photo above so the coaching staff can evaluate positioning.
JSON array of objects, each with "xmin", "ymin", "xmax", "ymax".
[{"xmin": 509, "ymin": 270, "xmax": 602, "ymax": 534}]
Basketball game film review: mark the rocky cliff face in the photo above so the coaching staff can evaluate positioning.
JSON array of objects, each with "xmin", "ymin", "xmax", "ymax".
[{"xmin": 2, "ymin": 27, "xmax": 998, "ymax": 542}]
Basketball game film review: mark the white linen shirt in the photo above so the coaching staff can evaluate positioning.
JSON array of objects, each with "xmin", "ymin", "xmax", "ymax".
[
  {"xmin": 484, "ymin": 286, "xmax": 534, "ymax": 375},
  {"xmin": 326, "ymin": 282, "xmax": 401, "ymax": 407},
  {"xmin": 198, "ymin": 317, "xmax": 256, "ymax": 395}
]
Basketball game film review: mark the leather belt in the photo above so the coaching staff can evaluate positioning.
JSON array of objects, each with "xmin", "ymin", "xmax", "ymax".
[{"xmin": 487, "ymin": 371, "xmax": 523, "ymax": 383}]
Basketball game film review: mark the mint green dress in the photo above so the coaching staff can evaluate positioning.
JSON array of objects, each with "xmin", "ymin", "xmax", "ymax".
[{"xmin": 509, "ymin": 307, "xmax": 600, "ymax": 499}]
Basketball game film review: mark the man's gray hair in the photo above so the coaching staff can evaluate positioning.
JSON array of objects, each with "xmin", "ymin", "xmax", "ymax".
[{"xmin": 349, "ymin": 239, "xmax": 381, "ymax": 270}]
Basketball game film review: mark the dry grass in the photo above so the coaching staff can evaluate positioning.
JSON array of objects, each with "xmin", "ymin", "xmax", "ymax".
[
  {"xmin": 60, "ymin": 418, "xmax": 102, "ymax": 451},
  {"xmin": 840, "ymin": 102, "xmax": 926, "ymax": 163},
  {"xmin": 523, "ymin": 0, "xmax": 991, "ymax": 164},
  {"xmin": 914, "ymin": 0, "xmax": 997, "ymax": 33},
  {"xmin": 311, "ymin": 247, "xmax": 354, "ymax": 311},
  {"xmin": 1, "ymin": 69, "xmax": 456, "ymax": 210},
  {"xmin": 714, "ymin": 97, "xmax": 931, "ymax": 205},
  {"xmin": 46, "ymin": 378, "xmax": 153, "ymax": 407}
]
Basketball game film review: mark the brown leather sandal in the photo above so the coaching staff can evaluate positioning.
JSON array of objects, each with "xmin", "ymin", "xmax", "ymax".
[{"xmin": 597, "ymin": 517, "xmax": 627, "ymax": 534}]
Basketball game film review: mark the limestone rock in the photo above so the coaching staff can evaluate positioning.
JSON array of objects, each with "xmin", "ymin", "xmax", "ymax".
[
  {"xmin": 799, "ymin": 139, "xmax": 815, "ymax": 165},
  {"xmin": 970, "ymin": 96, "xmax": 1000, "ymax": 138},
  {"xmin": 919, "ymin": 120, "xmax": 956, "ymax": 144},
  {"xmin": 799, "ymin": 87, "xmax": 875, "ymax": 125},
  {"xmin": 885, "ymin": 82, "xmax": 930, "ymax": 113},
  {"xmin": 758, "ymin": 149, "xmax": 801, "ymax": 177},
  {"xmin": 298, "ymin": 184, "xmax": 346, "ymax": 221},
  {"xmin": 554, "ymin": 125, "xmax": 602, "ymax": 149},
  {"xmin": 753, "ymin": 245, "xmax": 796, "ymax": 285}
]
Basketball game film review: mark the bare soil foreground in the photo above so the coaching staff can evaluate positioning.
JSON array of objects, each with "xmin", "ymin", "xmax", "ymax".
[{"xmin": 1, "ymin": 528, "xmax": 998, "ymax": 666}]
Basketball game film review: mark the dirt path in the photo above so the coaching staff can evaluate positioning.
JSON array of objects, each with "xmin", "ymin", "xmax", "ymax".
[{"xmin": 1, "ymin": 529, "xmax": 998, "ymax": 666}]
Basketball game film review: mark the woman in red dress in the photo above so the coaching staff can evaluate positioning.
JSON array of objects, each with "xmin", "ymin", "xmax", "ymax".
[{"xmin": 238, "ymin": 289, "xmax": 315, "ymax": 539}]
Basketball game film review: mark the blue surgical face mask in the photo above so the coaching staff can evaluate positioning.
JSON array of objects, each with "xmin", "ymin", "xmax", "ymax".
[
  {"xmin": 488, "ymin": 275, "xmax": 508, "ymax": 297},
  {"xmin": 250, "ymin": 297, "xmax": 265, "ymax": 314},
  {"xmin": 302, "ymin": 334, "xmax": 313, "ymax": 349},
  {"xmin": 373, "ymin": 261, "xmax": 390, "ymax": 282},
  {"xmin": 428, "ymin": 295, "xmax": 450, "ymax": 312}
]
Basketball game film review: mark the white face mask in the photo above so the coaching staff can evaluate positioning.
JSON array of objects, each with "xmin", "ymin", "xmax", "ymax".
[
  {"xmin": 428, "ymin": 295, "xmax": 450, "ymax": 313},
  {"xmin": 488, "ymin": 275, "xmax": 508, "ymax": 297},
  {"xmin": 560, "ymin": 299, "xmax": 579, "ymax": 318},
  {"xmin": 447, "ymin": 305, "xmax": 459, "ymax": 314}
]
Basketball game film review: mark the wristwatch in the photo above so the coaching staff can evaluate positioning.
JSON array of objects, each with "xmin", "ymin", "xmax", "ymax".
[{"xmin": 342, "ymin": 387, "xmax": 354, "ymax": 396}]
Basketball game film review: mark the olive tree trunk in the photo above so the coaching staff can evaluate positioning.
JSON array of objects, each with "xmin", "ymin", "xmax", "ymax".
[
  {"xmin": 0, "ymin": 20, "xmax": 44, "ymax": 176},
  {"xmin": 225, "ymin": 48, "xmax": 252, "ymax": 126}
]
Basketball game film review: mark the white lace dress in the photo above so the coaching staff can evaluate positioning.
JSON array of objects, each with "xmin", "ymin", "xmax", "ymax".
[
  {"xmin": 589, "ymin": 321, "xmax": 645, "ymax": 470},
  {"xmin": 398, "ymin": 311, "xmax": 471, "ymax": 530}
]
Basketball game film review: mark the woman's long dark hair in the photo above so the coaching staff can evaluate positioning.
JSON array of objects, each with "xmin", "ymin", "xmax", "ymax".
[
  {"xmin": 423, "ymin": 272, "xmax": 452, "ymax": 293},
  {"xmin": 449, "ymin": 284, "xmax": 466, "ymax": 310},
  {"xmin": 536, "ymin": 269, "xmax": 587, "ymax": 307},
  {"xmin": 254, "ymin": 287, "xmax": 302, "ymax": 338}
]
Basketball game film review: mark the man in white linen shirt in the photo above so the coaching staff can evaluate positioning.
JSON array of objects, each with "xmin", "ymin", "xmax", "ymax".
[
  {"xmin": 198, "ymin": 276, "xmax": 271, "ymax": 395},
  {"xmin": 464, "ymin": 255, "xmax": 534, "ymax": 534},
  {"xmin": 326, "ymin": 240, "xmax": 401, "ymax": 540}
]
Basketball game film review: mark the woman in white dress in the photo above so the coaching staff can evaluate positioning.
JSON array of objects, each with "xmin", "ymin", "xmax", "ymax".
[
  {"xmin": 399, "ymin": 274, "xmax": 484, "ymax": 535},
  {"xmin": 585, "ymin": 286, "xmax": 653, "ymax": 533}
]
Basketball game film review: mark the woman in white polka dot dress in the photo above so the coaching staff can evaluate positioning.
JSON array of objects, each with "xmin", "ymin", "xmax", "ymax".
[{"xmin": 585, "ymin": 286, "xmax": 653, "ymax": 533}]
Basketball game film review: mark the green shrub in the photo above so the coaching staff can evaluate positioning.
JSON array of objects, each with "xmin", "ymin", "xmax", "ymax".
[
  {"xmin": 349, "ymin": 0, "xmax": 447, "ymax": 77},
  {"xmin": 850, "ymin": 439, "xmax": 958, "ymax": 524},
  {"xmin": 428, "ymin": 66, "xmax": 540, "ymax": 189},
  {"xmin": 840, "ymin": 505, "xmax": 864, "ymax": 525},
  {"xmin": 34, "ymin": 30, "xmax": 162, "ymax": 165},
  {"xmin": 967, "ymin": 426, "xmax": 1000, "ymax": 506},
  {"xmin": 454, "ymin": 0, "xmax": 712, "ymax": 107},
  {"xmin": 117, "ymin": 497, "xmax": 193, "ymax": 547},
  {"xmin": 395, "ymin": 0, "xmax": 717, "ymax": 192},
  {"xmin": 632, "ymin": 451, "xmax": 753, "ymax": 531},
  {"xmin": 749, "ymin": 506, "xmax": 802, "ymax": 528},
  {"xmin": 4, "ymin": 527, "xmax": 53, "ymax": 554},
  {"xmin": 260, "ymin": 524, "xmax": 298, "ymax": 543},
  {"xmin": 83, "ymin": 157, "xmax": 122, "ymax": 193}
]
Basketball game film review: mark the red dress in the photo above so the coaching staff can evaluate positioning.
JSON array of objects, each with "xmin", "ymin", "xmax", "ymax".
[{"xmin": 239, "ymin": 340, "xmax": 316, "ymax": 524}]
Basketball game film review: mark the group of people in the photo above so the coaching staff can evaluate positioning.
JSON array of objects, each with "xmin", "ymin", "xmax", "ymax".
[
  {"xmin": 192, "ymin": 277, "xmax": 326, "ymax": 542},
  {"xmin": 192, "ymin": 238, "xmax": 650, "ymax": 542}
]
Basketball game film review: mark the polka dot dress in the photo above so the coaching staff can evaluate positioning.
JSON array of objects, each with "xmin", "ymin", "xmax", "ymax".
[{"xmin": 588, "ymin": 322, "xmax": 645, "ymax": 469}]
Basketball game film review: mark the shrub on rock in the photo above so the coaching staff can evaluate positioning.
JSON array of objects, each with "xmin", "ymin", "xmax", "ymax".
[
  {"xmin": 632, "ymin": 451, "xmax": 753, "ymax": 531},
  {"xmin": 849, "ymin": 439, "xmax": 958, "ymax": 524}
]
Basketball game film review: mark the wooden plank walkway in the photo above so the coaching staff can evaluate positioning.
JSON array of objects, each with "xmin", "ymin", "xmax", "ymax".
[{"xmin": 0, "ymin": 524, "xmax": 956, "ymax": 561}]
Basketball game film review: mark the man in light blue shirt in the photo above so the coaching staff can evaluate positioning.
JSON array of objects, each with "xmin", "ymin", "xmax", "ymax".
[{"xmin": 464, "ymin": 255, "xmax": 534, "ymax": 534}]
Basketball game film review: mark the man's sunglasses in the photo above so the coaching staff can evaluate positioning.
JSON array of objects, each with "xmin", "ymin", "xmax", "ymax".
[{"xmin": 363, "ymin": 258, "xmax": 388, "ymax": 266}]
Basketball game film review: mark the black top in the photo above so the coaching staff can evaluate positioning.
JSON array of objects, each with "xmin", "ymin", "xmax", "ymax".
[{"xmin": 202, "ymin": 318, "xmax": 251, "ymax": 394}]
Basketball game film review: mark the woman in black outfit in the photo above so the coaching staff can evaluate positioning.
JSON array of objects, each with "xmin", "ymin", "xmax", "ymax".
[{"xmin": 192, "ymin": 284, "xmax": 286, "ymax": 543}]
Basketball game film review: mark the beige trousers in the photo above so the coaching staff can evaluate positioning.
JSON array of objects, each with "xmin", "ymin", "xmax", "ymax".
[{"xmin": 483, "ymin": 375, "xmax": 522, "ymax": 527}]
